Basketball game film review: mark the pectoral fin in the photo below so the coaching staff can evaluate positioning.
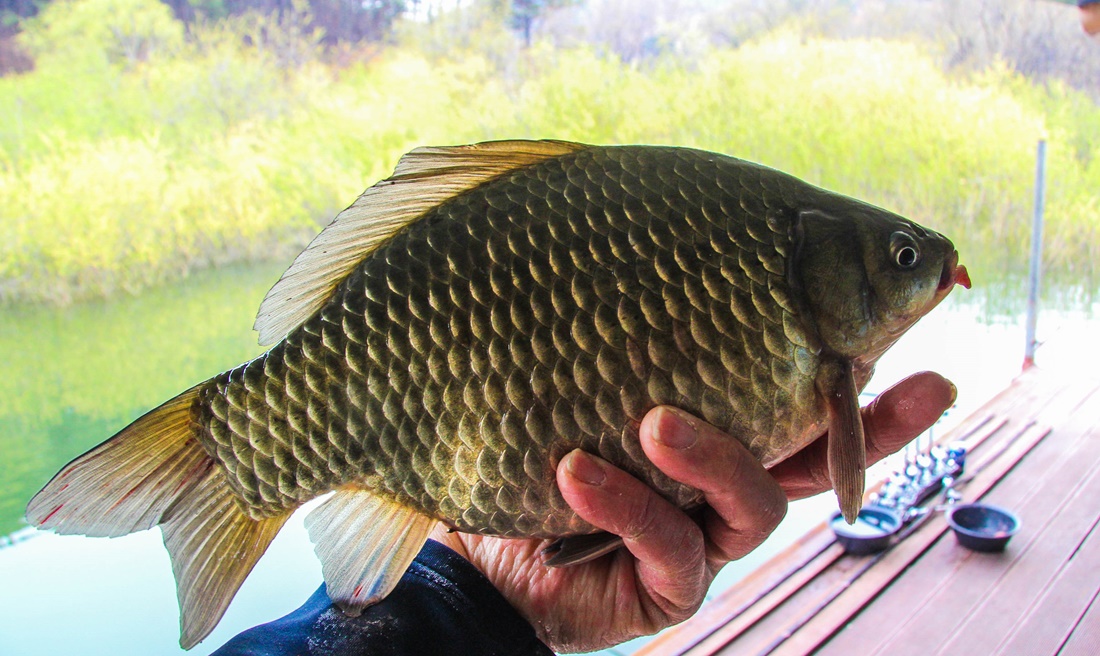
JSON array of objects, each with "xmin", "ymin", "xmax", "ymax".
[
  {"xmin": 305, "ymin": 487, "xmax": 436, "ymax": 615},
  {"xmin": 819, "ymin": 359, "xmax": 866, "ymax": 524}
]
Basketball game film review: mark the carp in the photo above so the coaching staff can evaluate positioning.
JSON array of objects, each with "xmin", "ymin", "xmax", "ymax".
[{"xmin": 27, "ymin": 140, "xmax": 969, "ymax": 647}]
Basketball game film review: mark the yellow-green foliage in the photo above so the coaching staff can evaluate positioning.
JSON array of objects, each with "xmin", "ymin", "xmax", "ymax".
[
  {"xmin": 19, "ymin": 0, "xmax": 184, "ymax": 69},
  {"xmin": 1, "ymin": 3, "xmax": 1098, "ymax": 304}
]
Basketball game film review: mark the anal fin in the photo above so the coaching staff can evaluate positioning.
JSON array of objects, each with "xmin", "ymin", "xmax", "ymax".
[
  {"xmin": 819, "ymin": 359, "xmax": 867, "ymax": 524},
  {"xmin": 305, "ymin": 487, "xmax": 436, "ymax": 615}
]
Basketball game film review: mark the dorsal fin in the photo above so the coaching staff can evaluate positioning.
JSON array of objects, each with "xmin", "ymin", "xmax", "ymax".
[{"xmin": 253, "ymin": 139, "xmax": 588, "ymax": 345}]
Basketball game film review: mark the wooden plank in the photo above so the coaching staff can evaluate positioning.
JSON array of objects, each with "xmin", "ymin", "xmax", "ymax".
[
  {"xmin": 996, "ymin": 518, "xmax": 1100, "ymax": 654},
  {"xmin": 820, "ymin": 388, "xmax": 1100, "ymax": 655},
  {"xmin": 1058, "ymin": 591, "xmax": 1100, "ymax": 656},
  {"xmin": 640, "ymin": 367, "xmax": 1095, "ymax": 656},
  {"xmin": 725, "ymin": 369, "xmax": 1071, "ymax": 655},
  {"xmin": 816, "ymin": 520, "xmax": 974, "ymax": 654},
  {"xmin": 935, "ymin": 435, "xmax": 1100, "ymax": 654},
  {"xmin": 869, "ymin": 387, "xmax": 1100, "ymax": 656},
  {"xmin": 820, "ymin": 384, "xmax": 1100, "ymax": 656},
  {"xmin": 775, "ymin": 371, "xmax": 1099, "ymax": 654},
  {"xmin": 693, "ymin": 414, "xmax": 1013, "ymax": 656},
  {"xmin": 713, "ymin": 554, "xmax": 874, "ymax": 656},
  {"xmin": 637, "ymin": 527, "xmax": 838, "ymax": 656},
  {"xmin": 642, "ymin": 396, "xmax": 1012, "ymax": 655},
  {"xmin": 778, "ymin": 421, "xmax": 1053, "ymax": 656},
  {"xmin": 678, "ymin": 542, "xmax": 843, "ymax": 655},
  {"xmin": 642, "ymin": 408, "xmax": 1015, "ymax": 656}
]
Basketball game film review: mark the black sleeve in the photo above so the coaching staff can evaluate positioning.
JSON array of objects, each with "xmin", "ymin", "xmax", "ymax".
[{"xmin": 213, "ymin": 540, "xmax": 555, "ymax": 656}]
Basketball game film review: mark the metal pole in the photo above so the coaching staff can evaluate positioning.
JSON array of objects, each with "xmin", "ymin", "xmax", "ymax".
[{"xmin": 1023, "ymin": 139, "xmax": 1046, "ymax": 369}]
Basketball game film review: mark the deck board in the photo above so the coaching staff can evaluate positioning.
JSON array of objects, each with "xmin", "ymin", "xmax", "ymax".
[
  {"xmin": 934, "ymin": 432, "xmax": 1100, "ymax": 653},
  {"xmin": 998, "ymin": 517, "xmax": 1100, "ymax": 655},
  {"xmin": 636, "ymin": 366, "xmax": 1100, "ymax": 656},
  {"xmin": 932, "ymin": 433, "xmax": 1100, "ymax": 651},
  {"xmin": 1058, "ymin": 585, "xmax": 1100, "ymax": 656},
  {"xmin": 832, "ymin": 405, "xmax": 1100, "ymax": 655}
]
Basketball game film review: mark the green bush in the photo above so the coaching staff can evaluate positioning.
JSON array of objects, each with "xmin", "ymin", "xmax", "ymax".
[
  {"xmin": 0, "ymin": 5, "xmax": 1097, "ymax": 308},
  {"xmin": 19, "ymin": 0, "xmax": 184, "ymax": 69}
]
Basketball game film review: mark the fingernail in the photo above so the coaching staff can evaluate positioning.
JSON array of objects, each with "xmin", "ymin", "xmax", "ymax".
[
  {"xmin": 946, "ymin": 378, "xmax": 958, "ymax": 406},
  {"xmin": 566, "ymin": 451, "xmax": 606, "ymax": 486},
  {"xmin": 653, "ymin": 407, "xmax": 698, "ymax": 450}
]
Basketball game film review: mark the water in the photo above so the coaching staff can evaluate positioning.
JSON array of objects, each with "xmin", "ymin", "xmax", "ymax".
[
  {"xmin": 0, "ymin": 262, "xmax": 285, "ymax": 537},
  {"xmin": 0, "ymin": 261, "xmax": 316, "ymax": 656},
  {"xmin": 0, "ymin": 261, "xmax": 1096, "ymax": 656}
]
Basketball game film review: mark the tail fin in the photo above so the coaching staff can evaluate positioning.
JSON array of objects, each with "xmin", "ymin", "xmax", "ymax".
[
  {"xmin": 162, "ymin": 466, "xmax": 288, "ymax": 649},
  {"xmin": 25, "ymin": 386, "xmax": 289, "ymax": 649}
]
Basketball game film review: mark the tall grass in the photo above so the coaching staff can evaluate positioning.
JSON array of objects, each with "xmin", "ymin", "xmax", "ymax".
[{"xmin": 1, "ymin": 1, "xmax": 1097, "ymax": 306}]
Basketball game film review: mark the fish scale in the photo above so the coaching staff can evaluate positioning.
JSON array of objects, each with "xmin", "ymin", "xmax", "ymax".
[{"xmin": 194, "ymin": 147, "xmax": 820, "ymax": 536}]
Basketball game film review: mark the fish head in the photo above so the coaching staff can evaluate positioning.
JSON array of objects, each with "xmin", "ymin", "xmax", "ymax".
[{"xmin": 795, "ymin": 199, "xmax": 969, "ymax": 364}]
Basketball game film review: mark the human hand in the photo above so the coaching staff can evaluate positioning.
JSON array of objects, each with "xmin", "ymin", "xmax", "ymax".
[
  {"xmin": 1081, "ymin": 2, "xmax": 1100, "ymax": 36},
  {"xmin": 430, "ymin": 371, "xmax": 955, "ymax": 653}
]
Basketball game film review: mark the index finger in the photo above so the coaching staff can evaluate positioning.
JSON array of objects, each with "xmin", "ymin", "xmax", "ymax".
[
  {"xmin": 639, "ymin": 407, "xmax": 788, "ymax": 572},
  {"xmin": 770, "ymin": 371, "xmax": 956, "ymax": 500},
  {"xmin": 556, "ymin": 449, "xmax": 710, "ymax": 619}
]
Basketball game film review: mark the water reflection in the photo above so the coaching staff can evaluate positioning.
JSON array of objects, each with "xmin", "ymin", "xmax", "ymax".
[
  {"xmin": 0, "ymin": 262, "xmax": 285, "ymax": 536},
  {"xmin": 0, "ymin": 259, "xmax": 1096, "ymax": 655}
]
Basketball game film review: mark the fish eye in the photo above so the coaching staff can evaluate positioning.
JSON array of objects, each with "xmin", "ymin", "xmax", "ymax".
[
  {"xmin": 896, "ymin": 246, "xmax": 919, "ymax": 268},
  {"xmin": 890, "ymin": 232, "xmax": 921, "ymax": 269}
]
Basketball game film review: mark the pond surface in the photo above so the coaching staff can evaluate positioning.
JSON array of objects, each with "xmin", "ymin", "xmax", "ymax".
[{"xmin": 1, "ymin": 258, "xmax": 1096, "ymax": 656}]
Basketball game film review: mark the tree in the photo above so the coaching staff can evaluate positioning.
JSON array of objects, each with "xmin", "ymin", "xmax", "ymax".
[
  {"xmin": 0, "ymin": 0, "xmax": 40, "ymax": 22},
  {"xmin": 19, "ymin": 0, "xmax": 184, "ymax": 68},
  {"xmin": 0, "ymin": 0, "xmax": 39, "ymax": 72},
  {"xmin": 511, "ymin": 0, "xmax": 573, "ymax": 47},
  {"xmin": 309, "ymin": 0, "xmax": 406, "ymax": 44}
]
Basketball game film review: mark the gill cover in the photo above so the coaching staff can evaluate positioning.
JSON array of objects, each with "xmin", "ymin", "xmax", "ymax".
[{"xmin": 795, "ymin": 205, "xmax": 955, "ymax": 361}]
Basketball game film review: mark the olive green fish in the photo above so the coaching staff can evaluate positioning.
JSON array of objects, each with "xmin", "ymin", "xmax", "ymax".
[{"xmin": 26, "ymin": 141, "xmax": 970, "ymax": 648}]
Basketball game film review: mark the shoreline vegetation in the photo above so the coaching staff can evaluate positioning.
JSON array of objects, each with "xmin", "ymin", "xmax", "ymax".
[{"xmin": 1, "ymin": 0, "xmax": 1098, "ymax": 310}]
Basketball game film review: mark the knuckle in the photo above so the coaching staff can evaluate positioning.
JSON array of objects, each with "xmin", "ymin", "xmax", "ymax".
[
  {"xmin": 806, "ymin": 458, "xmax": 834, "ymax": 496},
  {"xmin": 709, "ymin": 494, "xmax": 788, "ymax": 563},
  {"xmin": 622, "ymin": 493, "xmax": 663, "ymax": 541},
  {"xmin": 754, "ymin": 497, "xmax": 788, "ymax": 536},
  {"xmin": 722, "ymin": 523, "xmax": 774, "ymax": 559}
]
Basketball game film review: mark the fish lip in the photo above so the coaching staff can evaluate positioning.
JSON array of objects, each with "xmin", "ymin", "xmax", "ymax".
[
  {"xmin": 937, "ymin": 250, "xmax": 970, "ymax": 292},
  {"xmin": 937, "ymin": 250, "xmax": 958, "ymax": 291}
]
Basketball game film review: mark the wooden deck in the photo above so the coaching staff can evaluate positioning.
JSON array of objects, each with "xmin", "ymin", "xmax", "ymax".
[{"xmin": 636, "ymin": 365, "xmax": 1100, "ymax": 656}]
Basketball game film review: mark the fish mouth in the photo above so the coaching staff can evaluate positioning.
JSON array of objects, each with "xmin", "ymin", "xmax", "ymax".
[
  {"xmin": 917, "ymin": 249, "xmax": 969, "ymax": 320},
  {"xmin": 937, "ymin": 250, "xmax": 971, "ymax": 293}
]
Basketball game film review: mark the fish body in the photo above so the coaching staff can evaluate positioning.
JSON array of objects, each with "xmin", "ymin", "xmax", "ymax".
[
  {"xmin": 27, "ymin": 141, "xmax": 968, "ymax": 648},
  {"xmin": 205, "ymin": 145, "xmax": 828, "ymax": 535}
]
